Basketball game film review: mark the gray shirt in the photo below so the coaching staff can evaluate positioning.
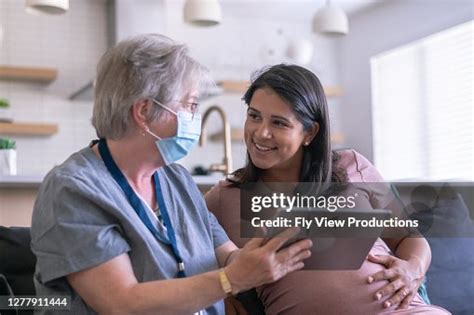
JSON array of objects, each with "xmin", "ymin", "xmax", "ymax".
[{"xmin": 31, "ymin": 146, "xmax": 229, "ymax": 314}]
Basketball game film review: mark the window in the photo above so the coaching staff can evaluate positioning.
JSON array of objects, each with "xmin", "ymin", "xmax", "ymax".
[{"xmin": 371, "ymin": 21, "xmax": 473, "ymax": 181}]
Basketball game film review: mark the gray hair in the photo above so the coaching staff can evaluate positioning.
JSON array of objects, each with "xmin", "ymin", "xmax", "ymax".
[{"xmin": 92, "ymin": 33, "xmax": 212, "ymax": 139}]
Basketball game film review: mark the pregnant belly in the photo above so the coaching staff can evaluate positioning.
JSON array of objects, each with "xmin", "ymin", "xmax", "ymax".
[{"xmin": 259, "ymin": 240, "xmax": 393, "ymax": 315}]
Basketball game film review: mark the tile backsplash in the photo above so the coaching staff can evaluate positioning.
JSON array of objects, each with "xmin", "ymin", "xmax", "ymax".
[
  {"xmin": 0, "ymin": 0, "xmax": 107, "ymax": 175},
  {"xmin": 0, "ymin": 0, "xmax": 342, "ymax": 176}
]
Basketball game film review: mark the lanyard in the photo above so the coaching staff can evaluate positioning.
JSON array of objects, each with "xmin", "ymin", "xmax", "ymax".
[{"xmin": 98, "ymin": 139, "xmax": 186, "ymax": 278}]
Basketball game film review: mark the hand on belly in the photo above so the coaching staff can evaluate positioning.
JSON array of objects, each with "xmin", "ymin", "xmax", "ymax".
[{"xmin": 259, "ymin": 246, "xmax": 395, "ymax": 314}]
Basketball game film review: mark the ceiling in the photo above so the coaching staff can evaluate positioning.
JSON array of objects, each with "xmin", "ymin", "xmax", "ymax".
[{"xmin": 219, "ymin": 0, "xmax": 388, "ymax": 21}]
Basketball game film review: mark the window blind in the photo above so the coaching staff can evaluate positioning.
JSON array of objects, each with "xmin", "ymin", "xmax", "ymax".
[{"xmin": 371, "ymin": 20, "xmax": 473, "ymax": 181}]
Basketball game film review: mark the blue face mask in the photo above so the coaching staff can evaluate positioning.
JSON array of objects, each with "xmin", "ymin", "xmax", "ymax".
[{"xmin": 145, "ymin": 100, "xmax": 202, "ymax": 165}]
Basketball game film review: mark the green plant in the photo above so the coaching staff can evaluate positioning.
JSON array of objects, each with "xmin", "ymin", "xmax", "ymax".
[
  {"xmin": 0, "ymin": 98, "xmax": 10, "ymax": 108},
  {"xmin": 0, "ymin": 138, "xmax": 16, "ymax": 149}
]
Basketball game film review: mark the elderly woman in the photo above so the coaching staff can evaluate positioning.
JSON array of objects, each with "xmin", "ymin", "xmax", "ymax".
[
  {"xmin": 30, "ymin": 35, "xmax": 312, "ymax": 315},
  {"xmin": 205, "ymin": 64, "xmax": 450, "ymax": 314}
]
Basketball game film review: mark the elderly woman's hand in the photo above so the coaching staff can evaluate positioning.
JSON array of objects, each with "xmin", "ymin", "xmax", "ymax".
[
  {"xmin": 367, "ymin": 254, "xmax": 424, "ymax": 310},
  {"xmin": 224, "ymin": 228, "xmax": 312, "ymax": 294}
]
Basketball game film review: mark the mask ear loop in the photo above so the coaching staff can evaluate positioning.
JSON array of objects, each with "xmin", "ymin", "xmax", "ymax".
[
  {"xmin": 143, "ymin": 125, "xmax": 162, "ymax": 140},
  {"xmin": 152, "ymin": 99, "xmax": 178, "ymax": 116},
  {"xmin": 152, "ymin": 98, "xmax": 198, "ymax": 122}
]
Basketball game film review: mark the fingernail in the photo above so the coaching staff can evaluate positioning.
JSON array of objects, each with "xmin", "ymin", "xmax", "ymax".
[
  {"xmin": 384, "ymin": 301, "xmax": 391, "ymax": 308},
  {"xmin": 367, "ymin": 276, "xmax": 373, "ymax": 283},
  {"xmin": 375, "ymin": 292, "xmax": 381, "ymax": 300}
]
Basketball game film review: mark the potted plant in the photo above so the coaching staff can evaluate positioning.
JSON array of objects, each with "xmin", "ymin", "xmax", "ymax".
[
  {"xmin": 0, "ymin": 137, "xmax": 17, "ymax": 175},
  {"xmin": 0, "ymin": 98, "xmax": 13, "ymax": 122}
]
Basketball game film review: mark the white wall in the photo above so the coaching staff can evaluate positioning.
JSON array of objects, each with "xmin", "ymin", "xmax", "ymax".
[
  {"xmin": 339, "ymin": 0, "xmax": 473, "ymax": 161},
  {"xmin": 114, "ymin": 0, "xmax": 166, "ymax": 41},
  {"xmin": 0, "ymin": 0, "xmax": 108, "ymax": 175},
  {"xmin": 0, "ymin": 0, "xmax": 342, "ymax": 176},
  {"xmin": 162, "ymin": 0, "xmax": 342, "ymax": 173}
]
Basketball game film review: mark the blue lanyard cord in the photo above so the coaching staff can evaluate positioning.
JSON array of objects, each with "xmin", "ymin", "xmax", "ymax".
[
  {"xmin": 153, "ymin": 173, "xmax": 186, "ymax": 278},
  {"xmin": 97, "ymin": 139, "xmax": 186, "ymax": 278}
]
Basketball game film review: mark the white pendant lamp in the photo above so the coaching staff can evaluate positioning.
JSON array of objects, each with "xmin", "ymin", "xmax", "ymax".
[
  {"xmin": 312, "ymin": 0, "xmax": 348, "ymax": 36},
  {"xmin": 184, "ymin": 0, "xmax": 222, "ymax": 27},
  {"xmin": 25, "ymin": 0, "xmax": 69, "ymax": 15}
]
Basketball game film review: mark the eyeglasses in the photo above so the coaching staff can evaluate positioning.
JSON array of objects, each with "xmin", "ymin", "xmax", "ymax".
[
  {"xmin": 174, "ymin": 100, "xmax": 200, "ymax": 120},
  {"xmin": 153, "ymin": 99, "xmax": 200, "ymax": 121},
  {"xmin": 175, "ymin": 100, "xmax": 199, "ymax": 114}
]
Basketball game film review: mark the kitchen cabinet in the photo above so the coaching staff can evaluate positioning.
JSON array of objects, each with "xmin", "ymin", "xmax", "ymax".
[{"xmin": 0, "ymin": 174, "xmax": 223, "ymax": 226}]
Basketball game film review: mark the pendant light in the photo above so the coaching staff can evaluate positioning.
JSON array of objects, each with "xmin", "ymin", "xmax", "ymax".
[
  {"xmin": 312, "ymin": 0, "xmax": 348, "ymax": 36},
  {"xmin": 25, "ymin": 0, "xmax": 69, "ymax": 15},
  {"xmin": 184, "ymin": 0, "xmax": 222, "ymax": 27}
]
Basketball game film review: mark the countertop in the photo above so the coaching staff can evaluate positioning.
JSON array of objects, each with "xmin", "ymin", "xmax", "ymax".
[{"xmin": 0, "ymin": 174, "xmax": 225, "ymax": 188}]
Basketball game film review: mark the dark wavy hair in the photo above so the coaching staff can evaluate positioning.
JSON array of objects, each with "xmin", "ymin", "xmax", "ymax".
[{"xmin": 230, "ymin": 64, "xmax": 347, "ymax": 191}]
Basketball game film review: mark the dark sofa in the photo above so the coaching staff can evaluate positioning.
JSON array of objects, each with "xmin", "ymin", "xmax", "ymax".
[
  {"xmin": 0, "ymin": 226, "xmax": 36, "ymax": 315},
  {"xmin": 393, "ymin": 182, "xmax": 474, "ymax": 315}
]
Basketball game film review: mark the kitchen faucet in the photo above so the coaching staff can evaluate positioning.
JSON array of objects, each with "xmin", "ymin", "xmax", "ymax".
[{"xmin": 200, "ymin": 105, "xmax": 233, "ymax": 175}]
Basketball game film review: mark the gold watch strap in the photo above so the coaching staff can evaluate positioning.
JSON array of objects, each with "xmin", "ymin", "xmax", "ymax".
[{"xmin": 219, "ymin": 268, "xmax": 232, "ymax": 296}]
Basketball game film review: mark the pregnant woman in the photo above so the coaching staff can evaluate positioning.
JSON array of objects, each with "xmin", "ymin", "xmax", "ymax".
[{"xmin": 205, "ymin": 64, "xmax": 450, "ymax": 314}]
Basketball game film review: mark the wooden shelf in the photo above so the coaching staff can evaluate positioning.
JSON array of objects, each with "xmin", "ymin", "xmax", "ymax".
[
  {"xmin": 216, "ymin": 80, "xmax": 249, "ymax": 93},
  {"xmin": 210, "ymin": 128, "xmax": 345, "ymax": 145},
  {"xmin": 331, "ymin": 132, "xmax": 345, "ymax": 145},
  {"xmin": 209, "ymin": 128, "xmax": 244, "ymax": 142},
  {"xmin": 0, "ymin": 66, "xmax": 57, "ymax": 83},
  {"xmin": 323, "ymin": 86, "xmax": 343, "ymax": 97},
  {"xmin": 215, "ymin": 80, "xmax": 343, "ymax": 97},
  {"xmin": 0, "ymin": 122, "xmax": 58, "ymax": 136}
]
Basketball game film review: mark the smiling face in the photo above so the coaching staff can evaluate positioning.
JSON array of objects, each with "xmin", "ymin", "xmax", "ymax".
[{"xmin": 245, "ymin": 88, "xmax": 316, "ymax": 176}]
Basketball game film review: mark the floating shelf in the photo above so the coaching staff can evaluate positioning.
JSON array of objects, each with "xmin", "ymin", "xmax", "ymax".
[
  {"xmin": 209, "ymin": 128, "xmax": 244, "ymax": 142},
  {"xmin": 214, "ymin": 80, "xmax": 343, "ymax": 97},
  {"xmin": 331, "ymin": 132, "xmax": 345, "ymax": 145},
  {"xmin": 0, "ymin": 122, "xmax": 58, "ymax": 136},
  {"xmin": 323, "ymin": 86, "xmax": 343, "ymax": 97},
  {"xmin": 216, "ymin": 80, "xmax": 249, "ymax": 93},
  {"xmin": 209, "ymin": 128, "xmax": 345, "ymax": 145},
  {"xmin": 0, "ymin": 66, "xmax": 57, "ymax": 83}
]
